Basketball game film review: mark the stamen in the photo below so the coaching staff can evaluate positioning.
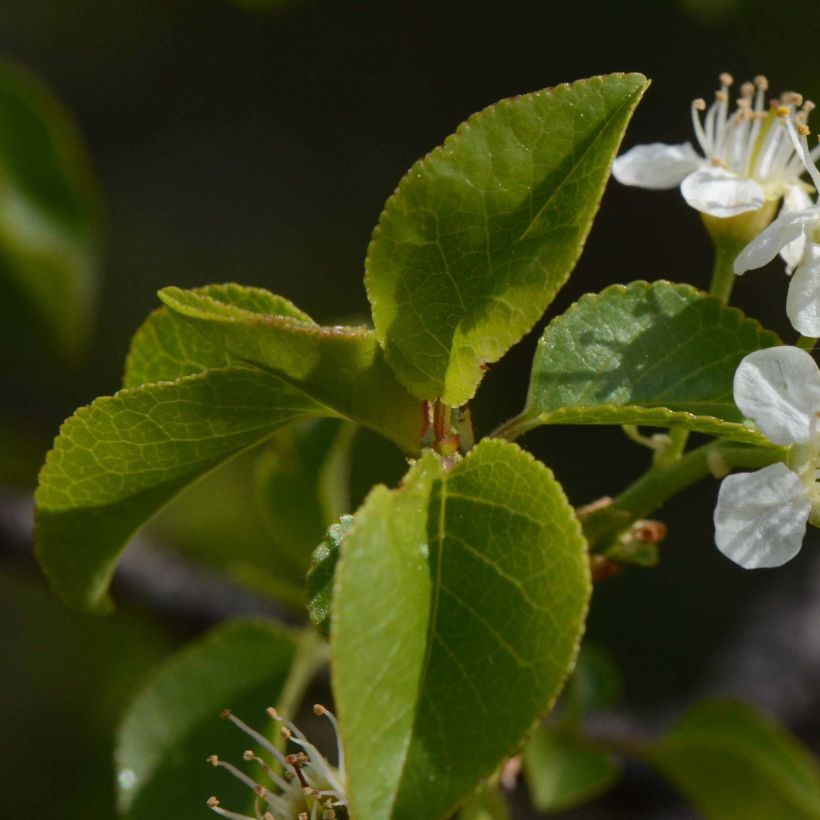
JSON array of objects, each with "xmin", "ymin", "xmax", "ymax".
[
  {"xmin": 755, "ymin": 75, "xmax": 769, "ymax": 91},
  {"xmin": 313, "ymin": 704, "xmax": 345, "ymax": 781},
  {"xmin": 740, "ymin": 81, "xmax": 754, "ymax": 99},
  {"xmin": 720, "ymin": 72, "xmax": 734, "ymax": 86},
  {"xmin": 221, "ymin": 709, "xmax": 288, "ymax": 768},
  {"xmin": 206, "ymin": 796, "xmax": 256, "ymax": 820}
]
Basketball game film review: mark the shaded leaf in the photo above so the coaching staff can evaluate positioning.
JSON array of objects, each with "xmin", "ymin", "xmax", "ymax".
[
  {"xmin": 159, "ymin": 284, "xmax": 424, "ymax": 452},
  {"xmin": 116, "ymin": 619, "xmax": 296, "ymax": 820},
  {"xmin": 333, "ymin": 439, "xmax": 590, "ymax": 820},
  {"xmin": 516, "ymin": 281, "xmax": 779, "ymax": 444},
  {"xmin": 458, "ymin": 784, "xmax": 511, "ymax": 820},
  {"xmin": 365, "ymin": 73, "xmax": 648, "ymax": 405},
  {"xmin": 0, "ymin": 60, "xmax": 101, "ymax": 357},
  {"xmin": 255, "ymin": 418, "xmax": 356, "ymax": 577},
  {"xmin": 523, "ymin": 726, "xmax": 619, "ymax": 812},
  {"xmin": 648, "ymin": 700, "xmax": 820, "ymax": 820},
  {"xmin": 35, "ymin": 367, "xmax": 326, "ymax": 611}
]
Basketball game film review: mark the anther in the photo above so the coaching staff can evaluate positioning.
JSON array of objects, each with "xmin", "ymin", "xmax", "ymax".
[
  {"xmin": 755, "ymin": 75, "xmax": 769, "ymax": 90},
  {"xmin": 805, "ymin": 101, "xmax": 816, "ymax": 113},
  {"xmin": 207, "ymin": 797, "xmax": 221, "ymax": 808},
  {"xmin": 313, "ymin": 704, "xmax": 327, "ymax": 716},
  {"xmin": 719, "ymin": 72, "xmax": 734, "ymax": 86},
  {"xmin": 281, "ymin": 726, "xmax": 292, "ymax": 739},
  {"xmin": 693, "ymin": 97, "xmax": 706, "ymax": 111},
  {"xmin": 220, "ymin": 709, "xmax": 232, "ymax": 719},
  {"xmin": 243, "ymin": 750, "xmax": 254, "ymax": 761},
  {"xmin": 740, "ymin": 81, "xmax": 754, "ymax": 98},
  {"xmin": 776, "ymin": 105, "xmax": 791, "ymax": 118},
  {"xmin": 207, "ymin": 755, "xmax": 220, "ymax": 767},
  {"xmin": 783, "ymin": 91, "xmax": 804, "ymax": 106},
  {"xmin": 715, "ymin": 91, "xmax": 728, "ymax": 102},
  {"xmin": 799, "ymin": 124, "xmax": 811, "ymax": 137},
  {"xmin": 266, "ymin": 707, "xmax": 278, "ymax": 719},
  {"xmin": 254, "ymin": 785, "xmax": 269, "ymax": 797}
]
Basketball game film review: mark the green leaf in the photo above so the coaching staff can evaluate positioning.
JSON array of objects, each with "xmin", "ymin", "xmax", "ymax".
[
  {"xmin": 647, "ymin": 700, "xmax": 820, "ymax": 820},
  {"xmin": 115, "ymin": 619, "xmax": 297, "ymax": 820},
  {"xmin": 255, "ymin": 418, "xmax": 356, "ymax": 577},
  {"xmin": 0, "ymin": 60, "xmax": 101, "ymax": 358},
  {"xmin": 35, "ymin": 367, "xmax": 326, "ymax": 611},
  {"xmin": 158, "ymin": 284, "xmax": 424, "ymax": 453},
  {"xmin": 364, "ymin": 73, "xmax": 649, "ymax": 405},
  {"xmin": 517, "ymin": 281, "xmax": 779, "ymax": 444},
  {"xmin": 306, "ymin": 513, "xmax": 354, "ymax": 636},
  {"xmin": 523, "ymin": 726, "xmax": 619, "ymax": 812},
  {"xmin": 458, "ymin": 784, "xmax": 511, "ymax": 820},
  {"xmin": 332, "ymin": 439, "xmax": 590, "ymax": 820},
  {"xmin": 570, "ymin": 644, "xmax": 622, "ymax": 714},
  {"xmin": 123, "ymin": 283, "xmax": 311, "ymax": 388}
]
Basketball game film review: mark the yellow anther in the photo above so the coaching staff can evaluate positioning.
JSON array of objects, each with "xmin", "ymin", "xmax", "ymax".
[
  {"xmin": 776, "ymin": 105, "xmax": 791, "ymax": 118},
  {"xmin": 799, "ymin": 124, "xmax": 811, "ymax": 137}
]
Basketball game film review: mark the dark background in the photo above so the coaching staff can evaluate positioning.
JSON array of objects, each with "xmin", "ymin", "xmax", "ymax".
[{"xmin": 2, "ymin": 0, "xmax": 819, "ymax": 817}]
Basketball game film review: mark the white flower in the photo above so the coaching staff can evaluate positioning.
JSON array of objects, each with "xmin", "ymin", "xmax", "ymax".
[
  {"xmin": 613, "ymin": 74, "xmax": 817, "ymax": 218},
  {"xmin": 207, "ymin": 705, "xmax": 347, "ymax": 820},
  {"xmin": 714, "ymin": 346, "xmax": 820, "ymax": 568},
  {"xmin": 733, "ymin": 109, "xmax": 820, "ymax": 336}
]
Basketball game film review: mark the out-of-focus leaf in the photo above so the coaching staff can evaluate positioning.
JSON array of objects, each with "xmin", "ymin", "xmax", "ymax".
[
  {"xmin": 523, "ymin": 726, "xmax": 619, "ymax": 812},
  {"xmin": 255, "ymin": 418, "xmax": 356, "ymax": 577},
  {"xmin": 158, "ymin": 285, "xmax": 424, "ymax": 453},
  {"xmin": 0, "ymin": 60, "xmax": 101, "ymax": 357},
  {"xmin": 364, "ymin": 73, "xmax": 648, "ymax": 405},
  {"xmin": 458, "ymin": 784, "xmax": 511, "ymax": 820},
  {"xmin": 116, "ymin": 619, "xmax": 296, "ymax": 820},
  {"xmin": 648, "ymin": 700, "xmax": 820, "ymax": 819},
  {"xmin": 514, "ymin": 281, "xmax": 779, "ymax": 444},
  {"xmin": 570, "ymin": 644, "xmax": 623, "ymax": 715},
  {"xmin": 333, "ymin": 440, "xmax": 590, "ymax": 820},
  {"xmin": 35, "ymin": 367, "xmax": 327, "ymax": 611}
]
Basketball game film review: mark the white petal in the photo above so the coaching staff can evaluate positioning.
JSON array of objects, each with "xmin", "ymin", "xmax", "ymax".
[
  {"xmin": 733, "ymin": 346, "xmax": 820, "ymax": 445},
  {"xmin": 611, "ymin": 142, "xmax": 702, "ymax": 190},
  {"xmin": 787, "ymin": 245, "xmax": 820, "ymax": 336},
  {"xmin": 680, "ymin": 167, "xmax": 764, "ymax": 217},
  {"xmin": 733, "ymin": 208, "xmax": 820, "ymax": 274},
  {"xmin": 714, "ymin": 463, "xmax": 809, "ymax": 568},
  {"xmin": 779, "ymin": 186, "xmax": 814, "ymax": 271}
]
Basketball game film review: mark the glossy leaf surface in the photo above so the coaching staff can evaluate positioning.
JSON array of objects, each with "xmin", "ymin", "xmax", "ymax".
[
  {"xmin": 518, "ymin": 281, "xmax": 779, "ymax": 444},
  {"xmin": 365, "ymin": 73, "xmax": 648, "ymax": 405},
  {"xmin": 333, "ymin": 440, "xmax": 590, "ymax": 820}
]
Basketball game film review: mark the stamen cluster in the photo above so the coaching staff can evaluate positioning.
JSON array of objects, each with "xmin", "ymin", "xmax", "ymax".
[{"xmin": 206, "ymin": 705, "xmax": 347, "ymax": 820}]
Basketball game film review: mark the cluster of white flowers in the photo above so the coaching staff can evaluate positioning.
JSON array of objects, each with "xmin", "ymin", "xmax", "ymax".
[
  {"xmin": 714, "ymin": 346, "xmax": 820, "ymax": 569},
  {"xmin": 206, "ymin": 705, "xmax": 347, "ymax": 820},
  {"xmin": 613, "ymin": 73, "xmax": 817, "ymax": 218}
]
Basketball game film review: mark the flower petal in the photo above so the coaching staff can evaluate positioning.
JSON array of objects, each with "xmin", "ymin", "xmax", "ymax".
[
  {"xmin": 733, "ymin": 346, "xmax": 820, "ymax": 445},
  {"xmin": 680, "ymin": 167, "xmax": 764, "ymax": 217},
  {"xmin": 611, "ymin": 142, "xmax": 702, "ymax": 190},
  {"xmin": 714, "ymin": 462, "xmax": 809, "ymax": 569},
  {"xmin": 780, "ymin": 186, "xmax": 813, "ymax": 271},
  {"xmin": 787, "ymin": 244, "xmax": 820, "ymax": 336},
  {"xmin": 733, "ymin": 208, "xmax": 819, "ymax": 274}
]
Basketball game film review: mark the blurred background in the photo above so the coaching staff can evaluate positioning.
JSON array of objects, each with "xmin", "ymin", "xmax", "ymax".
[{"xmin": 2, "ymin": 0, "xmax": 820, "ymax": 817}]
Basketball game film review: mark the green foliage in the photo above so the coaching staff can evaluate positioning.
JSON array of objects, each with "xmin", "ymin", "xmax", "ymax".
[
  {"xmin": 516, "ymin": 281, "xmax": 779, "ymax": 443},
  {"xmin": 365, "ymin": 73, "xmax": 648, "ymax": 405},
  {"xmin": 115, "ymin": 620, "xmax": 296, "ymax": 820},
  {"xmin": 35, "ymin": 367, "xmax": 326, "ymax": 611},
  {"xmin": 332, "ymin": 439, "xmax": 590, "ymax": 820},
  {"xmin": 523, "ymin": 726, "xmax": 619, "ymax": 812},
  {"xmin": 123, "ymin": 284, "xmax": 311, "ymax": 388},
  {"xmin": 256, "ymin": 419, "xmax": 356, "ymax": 578},
  {"xmin": 0, "ymin": 60, "xmax": 101, "ymax": 357},
  {"xmin": 458, "ymin": 784, "xmax": 511, "ymax": 820},
  {"xmin": 648, "ymin": 701, "xmax": 820, "ymax": 819},
  {"xmin": 158, "ymin": 284, "xmax": 423, "ymax": 452},
  {"xmin": 306, "ymin": 513, "xmax": 354, "ymax": 636}
]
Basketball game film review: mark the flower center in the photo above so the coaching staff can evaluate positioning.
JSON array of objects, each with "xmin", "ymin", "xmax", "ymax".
[{"xmin": 690, "ymin": 73, "xmax": 817, "ymax": 192}]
